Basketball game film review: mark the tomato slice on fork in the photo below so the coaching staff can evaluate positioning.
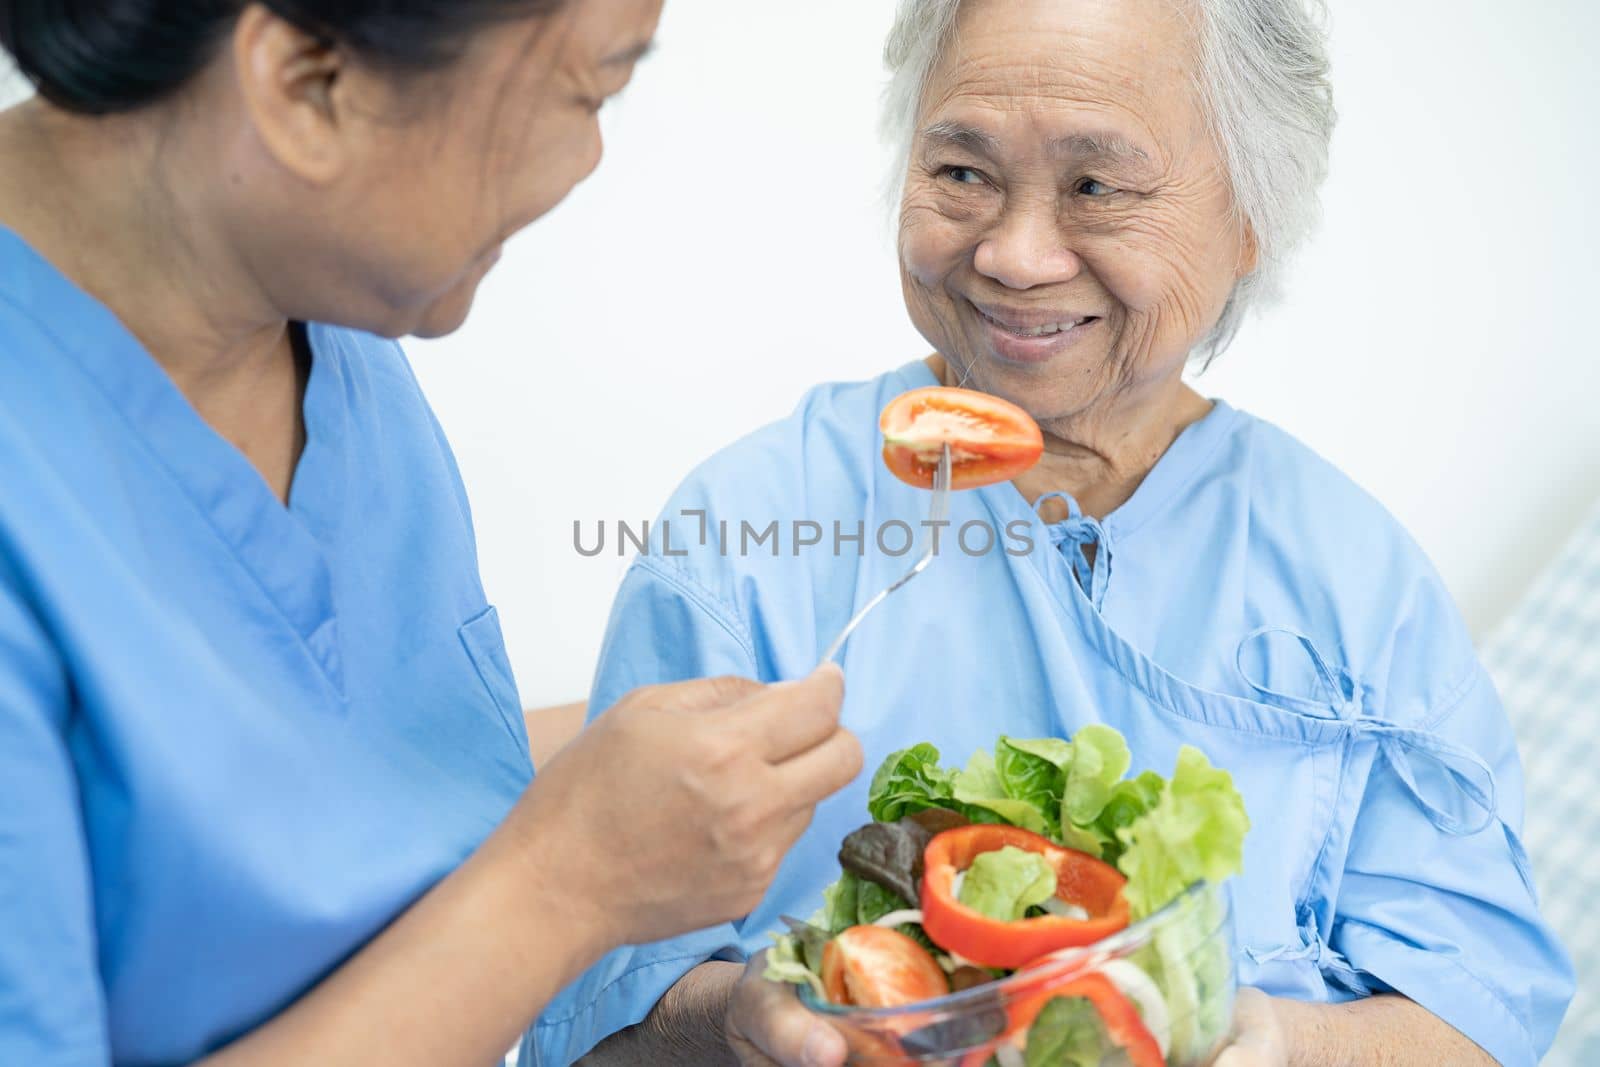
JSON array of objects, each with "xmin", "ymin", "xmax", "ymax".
[{"xmin": 880, "ymin": 387, "xmax": 1044, "ymax": 490}]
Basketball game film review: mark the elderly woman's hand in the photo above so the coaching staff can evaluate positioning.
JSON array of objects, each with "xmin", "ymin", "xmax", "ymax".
[
  {"xmin": 725, "ymin": 975, "xmax": 1290, "ymax": 1067},
  {"xmin": 1216, "ymin": 990, "xmax": 1499, "ymax": 1067},
  {"xmin": 1213, "ymin": 988, "xmax": 1290, "ymax": 1067},
  {"xmin": 726, "ymin": 951, "xmax": 848, "ymax": 1067}
]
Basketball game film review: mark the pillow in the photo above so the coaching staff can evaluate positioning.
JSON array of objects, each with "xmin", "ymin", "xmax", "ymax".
[{"xmin": 1482, "ymin": 498, "xmax": 1600, "ymax": 1066}]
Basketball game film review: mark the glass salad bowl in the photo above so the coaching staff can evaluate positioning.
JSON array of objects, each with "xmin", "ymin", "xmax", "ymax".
[{"xmin": 798, "ymin": 881, "xmax": 1235, "ymax": 1067}]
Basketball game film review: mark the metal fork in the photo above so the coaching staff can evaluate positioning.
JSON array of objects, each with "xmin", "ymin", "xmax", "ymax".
[{"xmin": 818, "ymin": 445, "xmax": 953, "ymax": 666}]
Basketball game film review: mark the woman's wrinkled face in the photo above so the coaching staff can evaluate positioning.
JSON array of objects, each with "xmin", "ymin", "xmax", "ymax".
[
  {"xmin": 898, "ymin": 0, "xmax": 1254, "ymax": 419},
  {"xmin": 249, "ymin": 0, "xmax": 662, "ymax": 339}
]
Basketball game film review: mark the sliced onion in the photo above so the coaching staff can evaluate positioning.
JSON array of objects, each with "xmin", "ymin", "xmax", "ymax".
[
  {"xmin": 1037, "ymin": 897, "xmax": 1090, "ymax": 920},
  {"xmin": 1097, "ymin": 959, "xmax": 1171, "ymax": 1056},
  {"xmin": 937, "ymin": 949, "xmax": 993, "ymax": 976},
  {"xmin": 872, "ymin": 909, "xmax": 925, "ymax": 929},
  {"xmin": 994, "ymin": 1043, "xmax": 1026, "ymax": 1067}
]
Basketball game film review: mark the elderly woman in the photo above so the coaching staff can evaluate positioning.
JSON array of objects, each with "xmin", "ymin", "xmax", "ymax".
[{"xmin": 535, "ymin": 0, "xmax": 1574, "ymax": 1064}]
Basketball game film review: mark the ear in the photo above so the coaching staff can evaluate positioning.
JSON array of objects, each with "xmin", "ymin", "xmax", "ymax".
[{"xmin": 230, "ymin": 5, "xmax": 349, "ymax": 185}]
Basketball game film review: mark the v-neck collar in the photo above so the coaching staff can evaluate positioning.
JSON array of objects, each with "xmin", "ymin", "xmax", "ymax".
[{"xmin": 0, "ymin": 225, "xmax": 346, "ymax": 696}]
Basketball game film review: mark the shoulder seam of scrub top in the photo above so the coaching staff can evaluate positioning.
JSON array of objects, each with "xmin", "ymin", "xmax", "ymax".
[
  {"xmin": 0, "ymin": 287, "xmax": 346, "ymax": 691},
  {"xmin": 632, "ymin": 554, "xmax": 760, "ymax": 667}
]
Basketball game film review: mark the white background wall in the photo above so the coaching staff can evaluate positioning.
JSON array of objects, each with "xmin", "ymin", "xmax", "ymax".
[{"xmin": 5, "ymin": 1, "xmax": 1598, "ymax": 709}]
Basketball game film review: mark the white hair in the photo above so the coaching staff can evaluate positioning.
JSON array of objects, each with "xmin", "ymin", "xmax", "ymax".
[{"xmin": 882, "ymin": 0, "xmax": 1335, "ymax": 365}]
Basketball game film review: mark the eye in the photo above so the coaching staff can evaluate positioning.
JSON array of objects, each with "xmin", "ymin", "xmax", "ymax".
[
  {"xmin": 1076, "ymin": 177, "xmax": 1117, "ymax": 197},
  {"xmin": 940, "ymin": 165, "xmax": 987, "ymax": 187}
]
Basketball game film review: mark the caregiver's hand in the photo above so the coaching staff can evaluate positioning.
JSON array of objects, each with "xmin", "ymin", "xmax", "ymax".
[
  {"xmin": 726, "ymin": 950, "xmax": 848, "ymax": 1067},
  {"xmin": 1213, "ymin": 988, "xmax": 1289, "ymax": 1067},
  {"xmin": 200, "ymin": 668, "xmax": 853, "ymax": 1067},
  {"xmin": 526, "ymin": 665, "xmax": 861, "ymax": 947}
]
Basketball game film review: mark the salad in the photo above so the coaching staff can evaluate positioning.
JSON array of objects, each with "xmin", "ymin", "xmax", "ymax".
[{"xmin": 764, "ymin": 727, "xmax": 1250, "ymax": 1066}]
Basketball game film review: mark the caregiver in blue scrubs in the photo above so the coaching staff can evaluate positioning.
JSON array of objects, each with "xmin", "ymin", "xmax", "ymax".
[{"xmin": 0, "ymin": 2, "xmax": 862, "ymax": 1065}]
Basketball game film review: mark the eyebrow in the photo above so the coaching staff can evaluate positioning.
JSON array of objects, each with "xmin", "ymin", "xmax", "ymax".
[
  {"xmin": 601, "ymin": 39, "xmax": 656, "ymax": 67},
  {"xmin": 920, "ymin": 120, "xmax": 1154, "ymax": 167},
  {"xmin": 922, "ymin": 120, "xmax": 1003, "ymax": 158},
  {"xmin": 1050, "ymin": 130, "xmax": 1153, "ymax": 166}
]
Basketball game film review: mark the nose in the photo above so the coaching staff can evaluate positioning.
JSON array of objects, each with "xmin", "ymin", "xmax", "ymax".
[{"xmin": 973, "ymin": 203, "xmax": 1082, "ymax": 290}]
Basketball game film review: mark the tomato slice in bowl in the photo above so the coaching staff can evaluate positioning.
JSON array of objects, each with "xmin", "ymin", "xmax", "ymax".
[
  {"xmin": 821, "ymin": 925, "xmax": 951, "ymax": 1008},
  {"xmin": 880, "ymin": 387, "xmax": 1044, "ymax": 490}
]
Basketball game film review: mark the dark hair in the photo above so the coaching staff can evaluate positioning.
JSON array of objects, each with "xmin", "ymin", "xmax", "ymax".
[{"xmin": 0, "ymin": 0, "xmax": 566, "ymax": 115}]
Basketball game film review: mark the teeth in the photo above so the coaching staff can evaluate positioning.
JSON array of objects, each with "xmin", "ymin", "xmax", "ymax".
[
  {"xmin": 982, "ymin": 310, "xmax": 1086, "ymax": 337},
  {"xmin": 1016, "ymin": 319, "xmax": 1082, "ymax": 337}
]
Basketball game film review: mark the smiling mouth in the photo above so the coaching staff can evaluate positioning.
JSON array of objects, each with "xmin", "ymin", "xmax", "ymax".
[{"xmin": 974, "ymin": 306, "xmax": 1101, "ymax": 338}]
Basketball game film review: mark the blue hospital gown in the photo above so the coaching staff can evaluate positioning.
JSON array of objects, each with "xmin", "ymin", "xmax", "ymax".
[
  {"xmin": 531, "ymin": 359, "xmax": 1573, "ymax": 1066},
  {"xmin": 0, "ymin": 227, "xmax": 532, "ymax": 1064}
]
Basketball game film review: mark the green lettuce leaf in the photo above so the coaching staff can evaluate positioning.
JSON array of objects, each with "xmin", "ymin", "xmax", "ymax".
[
  {"xmin": 1061, "ymin": 724, "xmax": 1132, "ymax": 827},
  {"xmin": 952, "ymin": 750, "xmax": 1053, "ymax": 835},
  {"xmin": 856, "ymin": 876, "xmax": 939, "ymax": 950},
  {"xmin": 1099, "ymin": 770, "xmax": 1166, "ymax": 833},
  {"xmin": 1115, "ymin": 745, "xmax": 1250, "ymax": 919},
  {"xmin": 856, "ymin": 878, "xmax": 910, "ymax": 925},
  {"xmin": 1000, "ymin": 736, "xmax": 1073, "ymax": 769},
  {"xmin": 1113, "ymin": 748, "xmax": 1246, "ymax": 1062},
  {"xmin": 1089, "ymin": 769, "xmax": 1167, "ymax": 865},
  {"xmin": 1056, "ymin": 822, "xmax": 1113, "ymax": 859},
  {"xmin": 1022, "ymin": 995, "xmax": 1105, "ymax": 1067},
  {"xmin": 780, "ymin": 916, "xmax": 832, "ymax": 974},
  {"xmin": 818, "ymin": 872, "xmax": 860, "ymax": 934},
  {"xmin": 762, "ymin": 932, "xmax": 825, "ymax": 999},
  {"xmin": 994, "ymin": 738, "xmax": 1067, "ymax": 837},
  {"xmin": 812, "ymin": 871, "xmax": 933, "ymax": 948},
  {"xmin": 867, "ymin": 743, "xmax": 956, "ymax": 822},
  {"xmin": 958, "ymin": 845, "xmax": 1058, "ymax": 921}
]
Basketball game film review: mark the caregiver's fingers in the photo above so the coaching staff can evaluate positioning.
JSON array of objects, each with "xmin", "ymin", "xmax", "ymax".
[
  {"xmin": 727, "ymin": 952, "xmax": 848, "ymax": 1067},
  {"xmin": 772, "ymin": 721, "xmax": 864, "ymax": 807},
  {"xmin": 1213, "ymin": 988, "xmax": 1289, "ymax": 1067},
  {"xmin": 628, "ymin": 674, "xmax": 764, "ymax": 713},
  {"xmin": 744, "ymin": 663, "xmax": 848, "ymax": 763}
]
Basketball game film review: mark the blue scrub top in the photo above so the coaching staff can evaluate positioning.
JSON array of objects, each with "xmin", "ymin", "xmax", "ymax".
[
  {"xmin": 531, "ymin": 361, "xmax": 1574, "ymax": 1066},
  {"xmin": 0, "ymin": 228, "xmax": 532, "ymax": 1065}
]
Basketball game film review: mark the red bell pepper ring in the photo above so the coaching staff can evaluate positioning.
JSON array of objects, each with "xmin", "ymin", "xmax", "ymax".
[
  {"xmin": 959, "ymin": 1044, "xmax": 1001, "ymax": 1067},
  {"xmin": 1010, "ymin": 971, "xmax": 1164, "ymax": 1066},
  {"xmin": 920, "ymin": 824, "xmax": 1131, "ymax": 970},
  {"xmin": 957, "ymin": 971, "xmax": 1164, "ymax": 1067}
]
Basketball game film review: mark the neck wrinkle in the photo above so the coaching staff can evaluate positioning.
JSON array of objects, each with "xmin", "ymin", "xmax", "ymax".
[{"xmin": 927, "ymin": 352, "xmax": 1210, "ymax": 520}]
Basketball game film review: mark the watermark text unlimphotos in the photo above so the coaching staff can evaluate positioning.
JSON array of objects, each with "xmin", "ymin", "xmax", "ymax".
[{"xmin": 573, "ymin": 509, "xmax": 1038, "ymax": 559}]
